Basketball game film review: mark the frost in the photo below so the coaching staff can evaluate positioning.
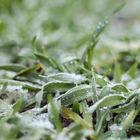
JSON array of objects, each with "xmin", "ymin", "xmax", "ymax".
[
  {"xmin": 67, "ymin": 73, "xmax": 86, "ymax": 84},
  {"xmin": 122, "ymin": 74, "xmax": 131, "ymax": 81},
  {"xmin": 6, "ymin": 85, "xmax": 23, "ymax": 92},
  {"xmin": 108, "ymin": 124, "xmax": 127, "ymax": 140},
  {"xmin": 0, "ymin": 85, "xmax": 26, "ymax": 93},
  {"xmin": 110, "ymin": 124, "xmax": 123, "ymax": 132},
  {"xmin": 30, "ymin": 113, "xmax": 54, "ymax": 129},
  {"xmin": 127, "ymin": 81, "xmax": 138, "ymax": 90},
  {"xmin": 20, "ymin": 113, "xmax": 54, "ymax": 130},
  {"xmin": 0, "ymin": 100, "xmax": 13, "ymax": 117},
  {"xmin": 48, "ymin": 73, "xmax": 86, "ymax": 84},
  {"xmin": 61, "ymin": 56, "xmax": 78, "ymax": 64}
]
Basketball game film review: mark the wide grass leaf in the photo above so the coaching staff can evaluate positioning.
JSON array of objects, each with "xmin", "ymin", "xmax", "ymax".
[
  {"xmin": 48, "ymin": 97, "xmax": 62, "ymax": 132},
  {"xmin": 111, "ymin": 83, "xmax": 129, "ymax": 93},
  {"xmin": 88, "ymin": 94, "xmax": 126, "ymax": 113},
  {"xmin": 59, "ymin": 85, "xmax": 93, "ymax": 106},
  {"xmin": 43, "ymin": 81, "xmax": 75, "ymax": 94},
  {"xmin": 0, "ymin": 64, "xmax": 26, "ymax": 72},
  {"xmin": 0, "ymin": 79, "xmax": 41, "ymax": 91}
]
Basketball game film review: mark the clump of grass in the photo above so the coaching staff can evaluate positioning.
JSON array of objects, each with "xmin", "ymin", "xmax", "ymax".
[{"xmin": 0, "ymin": 1, "xmax": 140, "ymax": 140}]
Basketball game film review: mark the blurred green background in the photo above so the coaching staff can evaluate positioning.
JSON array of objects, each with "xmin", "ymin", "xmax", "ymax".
[{"xmin": 0, "ymin": 0, "xmax": 140, "ymax": 67}]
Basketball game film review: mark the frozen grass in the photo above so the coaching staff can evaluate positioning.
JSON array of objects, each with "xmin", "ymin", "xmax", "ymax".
[{"xmin": 0, "ymin": 0, "xmax": 140, "ymax": 140}]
